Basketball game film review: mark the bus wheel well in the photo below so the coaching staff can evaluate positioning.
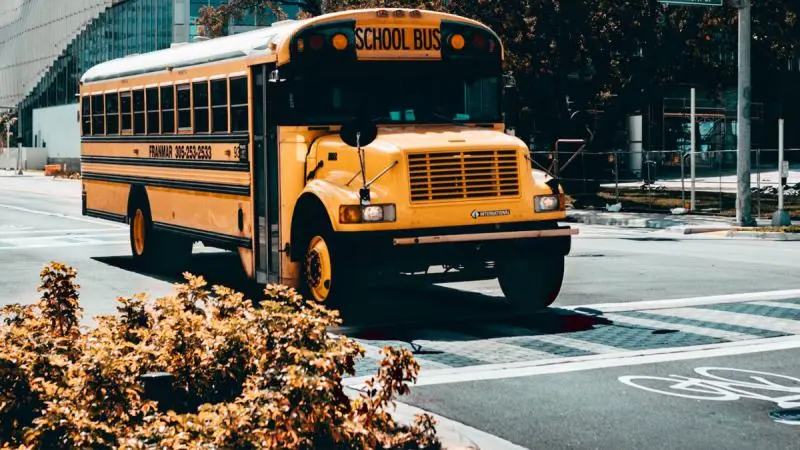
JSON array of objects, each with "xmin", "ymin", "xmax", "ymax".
[
  {"xmin": 290, "ymin": 194, "xmax": 331, "ymax": 262},
  {"xmin": 127, "ymin": 184, "xmax": 149, "ymax": 220}
]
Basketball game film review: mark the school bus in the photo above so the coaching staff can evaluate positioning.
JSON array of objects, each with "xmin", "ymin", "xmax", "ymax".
[{"xmin": 79, "ymin": 8, "xmax": 577, "ymax": 310}]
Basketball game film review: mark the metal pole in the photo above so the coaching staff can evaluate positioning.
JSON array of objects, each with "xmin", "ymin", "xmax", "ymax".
[
  {"xmin": 16, "ymin": 142, "xmax": 22, "ymax": 175},
  {"xmin": 690, "ymin": 88, "xmax": 696, "ymax": 211},
  {"xmin": 736, "ymin": 1, "xmax": 755, "ymax": 226},
  {"xmin": 772, "ymin": 118, "xmax": 790, "ymax": 225},
  {"xmin": 779, "ymin": 119, "xmax": 784, "ymax": 211}
]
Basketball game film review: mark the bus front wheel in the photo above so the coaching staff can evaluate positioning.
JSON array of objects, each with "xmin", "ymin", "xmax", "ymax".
[
  {"xmin": 497, "ymin": 255, "xmax": 565, "ymax": 312},
  {"xmin": 300, "ymin": 228, "xmax": 353, "ymax": 306}
]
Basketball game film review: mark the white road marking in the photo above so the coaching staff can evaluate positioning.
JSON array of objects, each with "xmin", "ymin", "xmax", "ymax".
[
  {"xmin": 0, "ymin": 228, "xmax": 123, "ymax": 236},
  {"xmin": 564, "ymin": 288, "xmax": 800, "ymax": 313},
  {"xmin": 651, "ymin": 307, "xmax": 800, "ymax": 335},
  {"xmin": 344, "ymin": 335, "xmax": 800, "ymax": 388},
  {"xmin": 412, "ymin": 329, "xmax": 557, "ymax": 363},
  {"xmin": 482, "ymin": 323, "xmax": 622, "ymax": 354},
  {"xmin": 751, "ymin": 301, "xmax": 800, "ymax": 311},
  {"xmin": 603, "ymin": 312, "xmax": 761, "ymax": 341},
  {"xmin": 523, "ymin": 334, "xmax": 623, "ymax": 354},
  {"xmin": 0, "ymin": 203, "xmax": 127, "ymax": 228}
]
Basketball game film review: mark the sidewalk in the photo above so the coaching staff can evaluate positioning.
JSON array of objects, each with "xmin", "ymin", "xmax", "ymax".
[{"xmin": 565, "ymin": 209, "xmax": 800, "ymax": 239}]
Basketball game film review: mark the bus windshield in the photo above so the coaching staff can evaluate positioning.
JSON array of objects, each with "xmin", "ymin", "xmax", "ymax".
[{"xmin": 288, "ymin": 62, "xmax": 502, "ymax": 126}]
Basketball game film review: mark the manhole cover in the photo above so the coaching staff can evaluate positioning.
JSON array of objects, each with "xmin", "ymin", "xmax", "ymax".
[{"xmin": 769, "ymin": 407, "xmax": 800, "ymax": 424}]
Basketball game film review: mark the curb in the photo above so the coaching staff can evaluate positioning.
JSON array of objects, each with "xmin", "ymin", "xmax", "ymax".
[
  {"xmin": 721, "ymin": 230, "xmax": 800, "ymax": 241},
  {"xmin": 342, "ymin": 387, "xmax": 483, "ymax": 450},
  {"xmin": 565, "ymin": 211, "xmax": 731, "ymax": 231}
]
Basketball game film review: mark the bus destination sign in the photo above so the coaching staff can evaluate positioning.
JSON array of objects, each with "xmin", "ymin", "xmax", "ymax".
[{"xmin": 354, "ymin": 25, "xmax": 441, "ymax": 59}]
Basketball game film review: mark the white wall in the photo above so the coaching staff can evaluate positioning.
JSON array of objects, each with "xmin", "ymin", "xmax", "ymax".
[
  {"xmin": 0, "ymin": 147, "xmax": 48, "ymax": 170},
  {"xmin": 32, "ymin": 103, "xmax": 80, "ymax": 159}
]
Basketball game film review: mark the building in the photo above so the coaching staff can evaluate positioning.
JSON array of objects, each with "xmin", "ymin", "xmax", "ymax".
[{"xmin": 0, "ymin": 0, "xmax": 295, "ymax": 169}]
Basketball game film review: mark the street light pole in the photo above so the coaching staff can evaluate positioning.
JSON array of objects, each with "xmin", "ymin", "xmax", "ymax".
[{"xmin": 736, "ymin": 0, "xmax": 755, "ymax": 226}]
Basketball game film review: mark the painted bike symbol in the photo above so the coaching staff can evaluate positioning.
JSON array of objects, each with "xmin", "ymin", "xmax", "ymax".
[{"xmin": 619, "ymin": 367, "xmax": 800, "ymax": 424}]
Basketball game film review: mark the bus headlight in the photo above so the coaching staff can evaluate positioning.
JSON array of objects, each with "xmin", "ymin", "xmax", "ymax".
[
  {"xmin": 339, "ymin": 204, "xmax": 397, "ymax": 223},
  {"xmin": 534, "ymin": 195, "xmax": 560, "ymax": 213}
]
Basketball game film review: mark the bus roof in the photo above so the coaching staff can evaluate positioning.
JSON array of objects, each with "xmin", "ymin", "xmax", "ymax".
[
  {"xmin": 80, "ymin": 9, "xmax": 500, "ymax": 85},
  {"xmin": 80, "ymin": 18, "xmax": 308, "ymax": 84}
]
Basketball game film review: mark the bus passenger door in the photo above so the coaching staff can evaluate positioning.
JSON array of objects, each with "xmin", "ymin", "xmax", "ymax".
[{"xmin": 252, "ymin": 64, "xmax": 281, "ymax": 284}]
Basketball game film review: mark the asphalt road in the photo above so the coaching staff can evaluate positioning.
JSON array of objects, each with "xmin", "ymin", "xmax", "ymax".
[
  {"xmin": 402, "ymin": 346, "xmax": 800, "ymax": 450},
  {"xmin": 3, "ymin": 174, "xmax": 800, "ymax": 321},
  {"xmin": 3, "ymin": 172, "xmax": 800, "ymax": 449}
]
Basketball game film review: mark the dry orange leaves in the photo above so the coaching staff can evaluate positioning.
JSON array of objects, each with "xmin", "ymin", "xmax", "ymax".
[{"xmin": 1, "ymin": 262, "xmax": 439, "ymax": 449}]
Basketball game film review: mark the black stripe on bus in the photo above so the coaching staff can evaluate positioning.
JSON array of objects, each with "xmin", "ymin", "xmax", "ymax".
[
  {"xmin": 81, "ymin": 133, "xmax": 250, "ymax": 144},
  {"xmin": 81, "ymin": 156, "xmax": 250, "ymax": 172},
  {"xmin": 85, "ymin": 209, "xmax": 128, "ymax": 224},
  {"xmin": 154, "ymin": 222, "xmax": 252, "ymax": 249},
  {"xmin": 81, "ymin": 172, "xmax": 251, "ymax": 196}
]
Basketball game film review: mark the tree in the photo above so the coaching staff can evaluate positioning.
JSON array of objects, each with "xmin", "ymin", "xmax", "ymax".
[{"xmin": 196, "ymin": 1, "xmax": 800, "ymax": 149}]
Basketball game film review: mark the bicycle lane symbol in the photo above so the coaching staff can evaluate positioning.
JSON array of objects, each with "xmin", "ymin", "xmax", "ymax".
[{"xmin": 618, "ymin": 367, "xmax": 800, "ymax": 425}]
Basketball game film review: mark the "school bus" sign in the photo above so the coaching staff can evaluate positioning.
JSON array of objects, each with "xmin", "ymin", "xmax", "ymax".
[{"xmin": 354, "ymin": 25, "xmax": 442, "ymax": 59}]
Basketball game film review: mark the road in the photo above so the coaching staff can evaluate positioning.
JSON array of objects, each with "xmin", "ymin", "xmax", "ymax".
[{"xmin": 2, "ymin": 172, "xmax": 800, "ymax": 449}]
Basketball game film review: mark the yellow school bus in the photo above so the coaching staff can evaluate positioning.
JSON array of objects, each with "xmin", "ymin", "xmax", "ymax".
[{"xmin": 79, "ymin": 8, "xmax": 577, "ymax": 310}]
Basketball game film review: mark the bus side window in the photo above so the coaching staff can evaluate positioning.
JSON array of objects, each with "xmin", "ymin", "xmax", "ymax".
[
  {"xmin": 105, "ymin": 93, "xmax": 119, "ymax": 134},
  {"xmin": 177, "ymin": 84, "xmax": 191, "ymax": 131},
  {"xmin": 81, "ymin": 96, "xmax": 91, "ymax": 136},
  {"xmin": 133, "ymin": 90, "xmax": 145, "ymax": 134},
  {"xmin": 146, "ymin": 87, "xmax": 159, "ymax": 134},
  {"xmin": 211, "ymin": 78, "xmax": 228, "ymax": 133},
  {"xmin": 120, "ymin": 92, "xmax": 132, "ymax": 133},
  {"xmin": 161, "ymin": 85, "xmax": 175, "ymax": 133},
  {"xmin": 91, "ymin": 94, "xmax": 104, "ymax": 135},
  {"xmin": 193, "ymin": 80, "xmax": 210, "ymax": 133},
  {"xmin": 230, "ymin": 77, "xmax": 248, "ymax": 132}
]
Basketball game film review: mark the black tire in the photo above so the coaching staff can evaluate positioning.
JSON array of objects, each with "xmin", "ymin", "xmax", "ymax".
[
  {"xmin": 129, "ymin": 193, "xmax": 193, "ymax": 271},
  {"xmin": 497, "ymin": 255, "xmax": 565, "ymax": 312},
  {"xmin": 297, "ymin": 216, "xmax": 355, "ymax": 307},
  {"xmin": 129, "ymin": 195, "xmax": 156, "ymax": 266}
]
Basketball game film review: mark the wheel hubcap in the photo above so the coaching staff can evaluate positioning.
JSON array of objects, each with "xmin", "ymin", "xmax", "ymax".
[
  {"xmin": 305, "ymin": 236, "xmax": 332, "ymax": 301},
  {"xmin": 133, "ymin": 209, "xmax": 146, "ymax": 255}
]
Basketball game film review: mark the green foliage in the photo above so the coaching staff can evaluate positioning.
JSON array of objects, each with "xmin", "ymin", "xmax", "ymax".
[
  {"xmin": 0, "ymin": 263, "xmax": 439, "ymax": 449},
  {"xmin": 194, "ymin": 1, "xmax": 800, "ymax": 144}
]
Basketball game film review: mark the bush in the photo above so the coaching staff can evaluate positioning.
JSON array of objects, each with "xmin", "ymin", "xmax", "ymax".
[{"xmin": 0, "ymin": 262, "xmax": 439, "ymax": 449}]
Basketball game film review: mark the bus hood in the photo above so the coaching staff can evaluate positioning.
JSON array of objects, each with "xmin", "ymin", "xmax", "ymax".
[{"xmin": 315, "ymin": 125, "xmax": 526, "ymax": 155}]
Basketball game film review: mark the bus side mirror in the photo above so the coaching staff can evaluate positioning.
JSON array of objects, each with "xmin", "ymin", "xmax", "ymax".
[
  {"xmin": 339, "ymin": 118, "xmax": 378, "ymax": 205},
  {"xmin": 339, "ymin": 118, "xmax": 377, "ymax": 148}
]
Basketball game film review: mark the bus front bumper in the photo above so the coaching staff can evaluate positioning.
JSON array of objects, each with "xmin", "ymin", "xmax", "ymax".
[
  {"xmin": 392, "ymin": 228, "xmax": 578, "ymax": 246},
  {"xmin": 331, "ymin": 221, "xmax": 577, "ymax": 270}
]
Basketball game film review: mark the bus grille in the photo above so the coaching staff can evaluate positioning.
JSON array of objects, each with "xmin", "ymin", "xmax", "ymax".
[{"xmin": 408, "ymin": 149, "xmax": 520, "ymax": 203}]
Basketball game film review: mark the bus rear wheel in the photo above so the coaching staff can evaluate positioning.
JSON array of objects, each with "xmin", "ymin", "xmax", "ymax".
[
  {"xmin": 129, "ymin": 197, "xmax": 193, "ymax": 270},
  {"xmin": 129, "ymin": 201, "xmax": 156, "ymax": 265},
  {"xmin": 497, "ymin": 255, "xmax": 565, "ymax": 312}
]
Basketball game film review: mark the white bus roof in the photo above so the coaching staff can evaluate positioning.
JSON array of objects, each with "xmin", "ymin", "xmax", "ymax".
[{"xmin": 80, "ymin": 18, "xmax": 308, "ymax": 84}]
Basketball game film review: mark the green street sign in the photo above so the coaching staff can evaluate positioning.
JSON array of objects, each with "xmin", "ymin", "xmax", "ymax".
[{"xmin": 658, "ymin": 0, "xmax": 723, "ymax": 5}]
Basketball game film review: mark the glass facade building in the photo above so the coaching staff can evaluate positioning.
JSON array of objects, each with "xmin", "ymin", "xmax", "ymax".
[
  {"xmin": 1, "ymin": 0, "xmax": 294, "ymax": 147},
  {"xmin": 16, "ymin": 0, "xmax": 174, "ymax": 145}
]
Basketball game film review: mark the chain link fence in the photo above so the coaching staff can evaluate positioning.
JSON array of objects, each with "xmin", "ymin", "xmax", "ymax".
[{"xmin": 530, "ymin": 146, "xmax": 800, "ymax": 220}]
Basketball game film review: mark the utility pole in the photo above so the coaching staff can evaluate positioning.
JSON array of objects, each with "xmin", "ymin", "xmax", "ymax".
[
  {"xmin": 772, "ymin": 119, "xmax": 791, "ymax": 226},
  {"xmin": 690, "ymin": 88, "xmax": 696, "ymax": 212},
  {"xmin": 736, "ymin": 0, "xmax": 755, "ymax": 226}
]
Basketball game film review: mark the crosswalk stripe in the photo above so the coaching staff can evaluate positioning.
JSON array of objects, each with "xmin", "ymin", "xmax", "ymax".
[
  {"xmin": 603, "ymin": 312, "xmax": 761, "ymax": 341},
  {"xmin": 524, "ymin": 334, "xmax": 623, "ymax": 354},
  {"xmin": 0, "ymin": 228, "xmax": 123, "ymax": 236},
  {"xmin": 750, "ymin": 301, "xmax": 800, "ymax": 311},
  {"xmin": 647, "ymin": 307, "xmax": 800, "ymax": 335},
  {"xmin": 481, "ymin": 324, "xmax": 622, "ymax": 354},
  {"xmin": 412, "ymin": 329, "xmax": 557, "ymax": 364}
]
